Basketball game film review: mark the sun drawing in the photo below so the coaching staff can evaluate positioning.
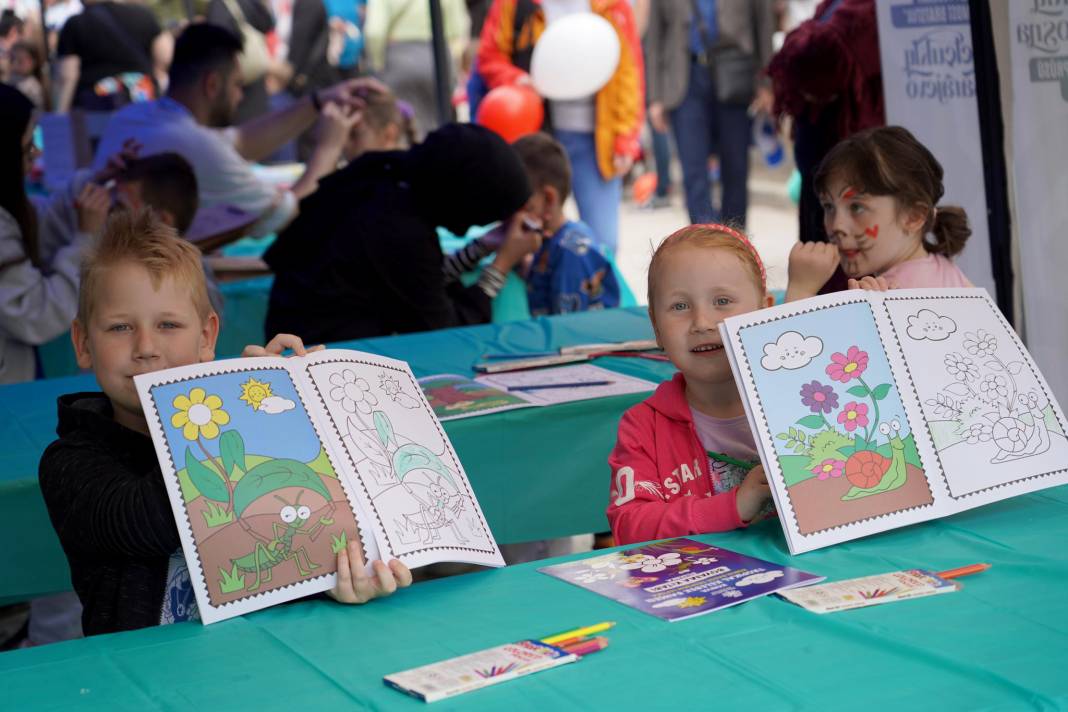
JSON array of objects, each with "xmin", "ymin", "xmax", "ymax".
[{"xmin": 239, "ymin": 377, "xmax": 272, "ymax": 411}]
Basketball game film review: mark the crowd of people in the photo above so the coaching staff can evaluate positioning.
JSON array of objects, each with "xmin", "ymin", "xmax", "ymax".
[{"xmin": 0, "ymin": 0, "xmax": 980, "ymax": 648}]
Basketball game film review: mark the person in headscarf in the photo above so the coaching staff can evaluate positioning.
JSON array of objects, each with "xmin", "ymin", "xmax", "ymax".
[{"xmin": 264, "ymin": 122, "xmax": 539, "ymax": 343}]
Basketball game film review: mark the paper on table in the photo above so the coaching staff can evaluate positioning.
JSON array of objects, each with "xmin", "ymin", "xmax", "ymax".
[{"xmin": 476, "ymin": 364, "xmax": 657, "ymax": 406}]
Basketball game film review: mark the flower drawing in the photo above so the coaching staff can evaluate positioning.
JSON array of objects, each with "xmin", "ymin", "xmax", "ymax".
[
  {"xmin": 721, "ymin": 589, "xmax": 743, "ymax": 599},
  {"xmin": 799, "ymin": 380, "xmax": 839, "ymax": 414},
  {"xmin": 619, "ymin": 553, "xmax": 683, "ymax": 573},
  {"xmin": 574, "ymin": 571, "xmax": 611, "ymax": 584},
  {"xmin": 979, "ymin": 374, "xmax": 1008, "ymax": 399},
  {"xmin": 837, "ymin": 402, "xmax": 869, "ymax": 433},
  {"xmin": 171, "ymin": 388, "xmax": 230, "ymax": 440},
  {"xmin": 965, "ymin": 423, "xmax": 992, "ymax": 444},
  {"xmin": 329, "ymin": 370, "xmax": 379, "ymax": 414},
  {"xmin": 826, "ymin": 346, "xmax": 869, "ymax": 383},
  {"xmin": 811, "ymin": 459, "xmax": 845, "ymax": 480},
  {"xmin": 963, "ymin": 329, "xmax": 997, "ymax": 358},
  {"xmin": 689, "ymin": 557, "xmax": 718, "ymax": 566},
  {"xmin": 944, "ymin": 353, "xmax": 979, "ymax": 382}
]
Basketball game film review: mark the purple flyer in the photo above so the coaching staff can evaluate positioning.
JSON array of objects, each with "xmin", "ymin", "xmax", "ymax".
[{"xmin": 539, "ymin": 538, "xmax": 824, "ymax": 622}]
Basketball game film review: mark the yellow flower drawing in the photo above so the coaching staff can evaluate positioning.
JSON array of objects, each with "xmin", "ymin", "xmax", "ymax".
[
  {"xmin": 677, "ymin": 597, "xmax": 706, "ymax": 609},
  {"xmin": 171, "ymin": 387, "xmax": 230, "ymax": 440},
  {"xmin": 239, "ymin": 377, "xmax": 273, "ymax": 411}
]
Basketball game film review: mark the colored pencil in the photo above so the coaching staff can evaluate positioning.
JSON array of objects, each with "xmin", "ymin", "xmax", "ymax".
[
  {"xmin": 508, "ymin": 380, "xmax": 613, "ymax": 392},
  {"xmin": 937, "ymin": 563, "xmax": 991, "ymax": 579},
  {"xmin": 540, "ymin": 621, "xmax": 615, "ymax": 645},
  {"xmin": 706, "ymin": 449, "xmax": 760, "ymax": 471},
  {"xmin": 560, "ymin": 637, "xmax": 609, "ymax": 656}
]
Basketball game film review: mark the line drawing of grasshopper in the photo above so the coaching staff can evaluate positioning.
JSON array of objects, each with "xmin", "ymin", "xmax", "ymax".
[{"xmin": 232, "ymin": 493, "xmax": 337, "ymax": 592}]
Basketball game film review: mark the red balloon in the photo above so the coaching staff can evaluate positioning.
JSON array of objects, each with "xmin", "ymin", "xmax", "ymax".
[{"xmin": 476, "ymin": 85, "xmax": 544, "ymax": 143}]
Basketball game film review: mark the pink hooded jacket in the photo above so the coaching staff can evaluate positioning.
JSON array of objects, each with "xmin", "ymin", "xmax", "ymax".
[{"xmin": 607, "ymin": 373, "xmax": 748, "ymax": 545}]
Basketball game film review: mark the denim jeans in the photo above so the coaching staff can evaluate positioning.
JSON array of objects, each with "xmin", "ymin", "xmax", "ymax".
[
  {"xmin": 554, "ymin": 130, "xmax": 622, "ymax": 254},
  {"xmin": 670, "ymin": 57, "xmax": 751, "ymax": 226},
  {"xmin": 650, "ymin": 119, "xmax": 673, "ymax": 198}
]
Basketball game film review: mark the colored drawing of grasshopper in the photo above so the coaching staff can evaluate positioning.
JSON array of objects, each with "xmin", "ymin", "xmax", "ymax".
[
  {"xmin": 227, "ymin": 458, "xmax": 337, "ymax": 592},
  {"xmin": 233, "ymin": 493, "xmax": 337, "ymax": 592}
]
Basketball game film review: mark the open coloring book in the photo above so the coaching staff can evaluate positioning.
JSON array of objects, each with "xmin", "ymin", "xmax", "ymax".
[
  {"xmin": 720, "ymin": 288, "xmax": 1068, "ymax": 554},
  {"xmin": 134, "ymin": 350, "xmax": 504, "ymax": 623}
]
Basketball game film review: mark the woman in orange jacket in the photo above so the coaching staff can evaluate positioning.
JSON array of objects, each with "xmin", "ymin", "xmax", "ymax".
[{"xmin": 477, "ymin": 0, "xmax": 644, "ymax": 254}]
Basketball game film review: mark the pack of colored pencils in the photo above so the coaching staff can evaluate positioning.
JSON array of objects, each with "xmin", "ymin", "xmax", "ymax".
[{"xmin": 383, "ymin": 639, "xmax": 579, "ymax": 702}]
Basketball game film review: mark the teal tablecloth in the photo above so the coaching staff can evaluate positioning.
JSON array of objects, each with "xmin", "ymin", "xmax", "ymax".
[
  {"xmin": 2, "ymin": 308, "xmax": 670, "ymax": 603},
  {"xmin": 3, "ymin": 495, "xmax": 1068, "ymax": 710}
]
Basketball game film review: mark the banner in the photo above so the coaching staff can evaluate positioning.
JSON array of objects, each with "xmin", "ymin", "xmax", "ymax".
[
  {"xmin": 1008, "ymin": 1, "xmax": 1068, "ymax": 403},
  {"xmin": 875, "ymin": 0, "xmax": 995, "ymax": 295}
]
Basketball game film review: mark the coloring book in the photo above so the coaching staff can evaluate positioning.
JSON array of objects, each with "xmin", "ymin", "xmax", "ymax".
[
  {"xmin": 134, "ymin": 350, "xmax": 504, "ymax": 624},
  {"xmin": 720, "ymin": 288, "xmax": 1068, "ymax": 554},
  {"xmin": 539, "ymin": 538, "xmax": 822, "ymax": 622}
]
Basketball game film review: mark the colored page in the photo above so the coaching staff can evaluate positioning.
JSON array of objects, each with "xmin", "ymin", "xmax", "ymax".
[
  {"xmin": 725, "ymin": 296, "xmax": 937, "ymax": 553},
  {"xmin": 137, "ymin": 358, "xmax": 365, "ymax": 624},
  {"xmin": 418, "ymin": 373, "xmax": 535, "ymax": 421}
]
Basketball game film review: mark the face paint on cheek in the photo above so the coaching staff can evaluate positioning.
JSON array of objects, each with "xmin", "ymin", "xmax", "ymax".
[{"xmin": 864, "ymin": 224, "xmax": 879, "ymax": 239}]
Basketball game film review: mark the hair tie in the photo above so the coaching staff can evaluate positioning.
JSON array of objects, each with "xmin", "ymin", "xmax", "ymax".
[{"xmin": 700, "ymin": 222, "xmax": 767, "ymax": 291}]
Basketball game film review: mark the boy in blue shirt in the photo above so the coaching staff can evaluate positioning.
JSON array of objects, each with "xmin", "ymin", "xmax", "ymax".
[{"xmin": 512, "ymin": 133, "xmax": 621, "ymax": 316}]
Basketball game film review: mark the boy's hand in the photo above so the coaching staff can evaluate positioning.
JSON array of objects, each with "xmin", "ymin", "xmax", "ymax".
[
  {"xmin": 847, "ymin": 275, "xmax": 892, "ymax": 291},
  {"xmin": 735, "ymin": 464, "xmax": 771, "ymax": 523},
  {"xmin": 328, "ymin": 538, "xmax": 413, "ymax": 604},
  {"xmin": 490, "ymin": 212, "xmax": 542, "ymax": 273},
  {"xmin": 75, "ymin": 182, "xmax": 111, "ymax": 235},
  {"xmin": 785, "ymin": 241, "xmax": 840, "ymax": 302},
  {"xmin": 242, "ymin": 333, "xmax": 325, "ymax": 357}
]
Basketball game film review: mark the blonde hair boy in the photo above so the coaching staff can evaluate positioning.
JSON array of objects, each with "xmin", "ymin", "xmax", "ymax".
[{"xmin": 72, "ymin": 209, "xmax": 219, "ymax": 433}]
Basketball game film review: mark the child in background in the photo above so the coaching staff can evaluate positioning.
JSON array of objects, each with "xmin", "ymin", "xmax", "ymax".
[
  {"xmin": 786, "ymin": 126, "xmax": 973, "ymax": 299},
  {"xmin": 111, "ymin": 152, "xmax": 224, "ymax": 315},
  {"xmin": 39, "ymin": 210, "xmax": 411, "ymax": 636},
  {"xmin": 512, "ymin": 133, "xmax": 620, "ymax": 316},
  {"xmin": 9, "ymin": 41, "xmax": 47, "ymax": 109},
  {"xmin": 341, "ymin": 90, "xmax": 416, "ymax": 163},
  {"xmin": 607, "ymin": 225, "xmax": 775, "ymax": 546}
]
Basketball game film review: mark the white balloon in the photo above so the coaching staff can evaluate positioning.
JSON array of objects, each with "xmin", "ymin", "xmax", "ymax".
[{"xmin": 530, "ymin": 13, "xmax": 621, "ymax": 101}]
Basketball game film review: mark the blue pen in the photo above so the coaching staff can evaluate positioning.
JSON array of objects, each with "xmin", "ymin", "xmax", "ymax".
[{"xmin": 508, "ymin": 380, "xmax": 613, "ymax": 392}]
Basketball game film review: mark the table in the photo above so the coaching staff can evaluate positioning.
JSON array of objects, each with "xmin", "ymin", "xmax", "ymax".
[
  {"xmin": 34, "ymin": 234, "xmax": 638, "ymax": 379},
  {"xmin": 3, "ymin": 490, "xmax": 1067, "ymax": 710},
  {"xmin": 2, "ymin": 308, "xmax": 672, "ymax": 603}
]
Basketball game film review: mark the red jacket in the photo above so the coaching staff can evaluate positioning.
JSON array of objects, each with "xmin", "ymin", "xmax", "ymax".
[{"xmin": 607, "ymin": 373, "xmax": 748, "ymax": 545}]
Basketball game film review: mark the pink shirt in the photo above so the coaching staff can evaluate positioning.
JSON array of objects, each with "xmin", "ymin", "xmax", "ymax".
[
  {"xmin": 881, "ymin": 253, "xmax": 972, "ymax": 289},
  {"xmin": 689, "ymin": 408, "xmax": 759, "ymax": 495}
]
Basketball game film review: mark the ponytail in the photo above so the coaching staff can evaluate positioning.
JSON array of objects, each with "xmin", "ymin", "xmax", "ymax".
[{"xmin": 924, "ymin": 205, "xmax": 970, "ymax": 258}]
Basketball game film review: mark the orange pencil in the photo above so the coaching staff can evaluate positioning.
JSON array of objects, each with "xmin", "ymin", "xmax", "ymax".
[{"xmin": 937, "ymin": 563, "xmax": 991, "ymax": 579}]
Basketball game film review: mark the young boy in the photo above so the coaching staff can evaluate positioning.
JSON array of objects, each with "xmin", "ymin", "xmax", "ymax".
[
  {"xmin": 39, "ymin": 210, "xmax": 410, "ymax": 636},
  {"xmin": 512, "ymin": 133, "xmax": 621, "ymax": 316}
]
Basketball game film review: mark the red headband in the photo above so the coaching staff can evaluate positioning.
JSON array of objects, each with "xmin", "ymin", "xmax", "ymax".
[{"xmin": 683, "ymin": 223, "xmax": 767, "ymax": 291}]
